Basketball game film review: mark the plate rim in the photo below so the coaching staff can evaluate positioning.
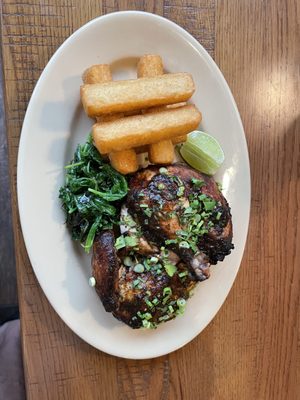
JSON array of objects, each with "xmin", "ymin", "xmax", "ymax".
[{"xmin": 17, "ymin": 11, "xmax": 251, "ymax": 359}]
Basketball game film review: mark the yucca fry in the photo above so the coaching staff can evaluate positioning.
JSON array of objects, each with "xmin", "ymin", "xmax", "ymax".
[
  {"xmin": 148, "ymin": 140, "xmax": 174, "ymax": 164},
  {"xmin": 81, "ymin": 72, "xmax": 195, "ymax": 117},
  {"xmin": 109, "ymin": 149, "xmax": 139, "ymax": 174},
  {"xmin": 143, "ymin": 102, "xmax": 187, "ymax": 114},
  {"xmin": 82, "ymin": 64, "xmax": 137, "ymax": 173},
  {"xmin": 82, "ymin": 65, "xmax": 112, "ymax": 84},
  {"xmin": 138, "ymin": 55, "xmax": 175, "ymax": 164},
  {"xmin": 135, "ymin": 135, "xmax": 187, "ymax": 154},
  {"xmin": 92, "ymin": 105, "xmax": 201, "ymax": 154},
  {"xmin": 137, "ymin": 54, "xmax": 164, "ymax": 78},
  {"xmin": 82, "ymin": 65, "xmax": 122, "ymax": 122}
]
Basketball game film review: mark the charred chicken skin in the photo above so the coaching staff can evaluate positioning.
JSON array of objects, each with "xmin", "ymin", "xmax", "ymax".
[
  {"xmin": 92, "ymin": 164, "xmax": 233, "ymax": 328},
  {"xmin": 126, "ymin": 164, "xmax": 233, "ymax": 280},
  {"xmin": 92, "ymin": 230, "xmax": 196, "ymax": 329}
]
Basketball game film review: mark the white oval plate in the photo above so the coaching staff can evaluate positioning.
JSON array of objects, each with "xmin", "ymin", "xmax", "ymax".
[{"xmin": 18, "ymin": 11, "xmax": 250, "ymax": 359}]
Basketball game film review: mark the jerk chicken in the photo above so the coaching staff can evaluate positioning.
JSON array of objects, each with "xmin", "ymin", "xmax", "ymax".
[{"xmin": 92, "ymin": 164, "xmax": 233, "ymax": 328}]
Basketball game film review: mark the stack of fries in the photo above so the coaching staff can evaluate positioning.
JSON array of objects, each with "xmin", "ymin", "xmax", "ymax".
[{"xmin": 80, "ymin": 55, "xmax": 202, "ymax": 174}]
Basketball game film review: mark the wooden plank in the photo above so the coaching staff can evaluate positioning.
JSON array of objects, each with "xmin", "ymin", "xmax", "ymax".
[
  {"xmin": 1, "ymin": 1, "xmax": 215, "ymax": 399},
  {"xmin": 0, "ymin": 43, "xmax": 17, "ymax": 306},
  {"xmin": 214, "ymin": 1, "xmax": 300, "ymax": 399}
]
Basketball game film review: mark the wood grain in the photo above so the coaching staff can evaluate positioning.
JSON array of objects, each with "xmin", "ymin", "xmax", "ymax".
[
  {"xmin": 1, "ymin": 0, "xmax": 299, "ymax": 399},
  {"xmin": 0, "ymin": 43, "xmax": 17, "ymax": 306}
]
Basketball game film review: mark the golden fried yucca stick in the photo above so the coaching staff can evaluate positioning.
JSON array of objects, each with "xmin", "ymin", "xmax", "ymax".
[
  {"xmin": 135, "ymin": 135, "xmax": 187, "ymax": 154},
  {"xmin": 82, "ymin": 65, "xmax": 125, "ymax": 123},
  {"xmin": 137, "ymin": 54, "xmax": 164, "ymax": 78},
  {"xmin": 108, "ymin": 150, "xmax": 139, "ymax": 175},
  {"xmin": 92, "ymin": 104, "xmax": 201, "ymax": 154},
  {"xmin": 137, "ymin": 55, "xmax": 174, "ymax": 164},
  {"xmin": 81, "ymin": 72, "xmax": 195, "ymax": 117},
  {"xmin": 82, "ymin": 64, "xmax": 112, "ymax": 84},
  {"xmin": 82, "ymin": 64, "xmax": 138, "ymax": 174}
]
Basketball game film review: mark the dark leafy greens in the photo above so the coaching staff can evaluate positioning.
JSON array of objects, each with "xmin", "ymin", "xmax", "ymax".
[{"xmin": 59, "ymin": 136, "xmax": 128, "ymax": 252}]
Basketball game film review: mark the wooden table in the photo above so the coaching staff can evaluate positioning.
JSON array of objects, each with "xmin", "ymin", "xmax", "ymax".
[{"xmin": 1, "ymin": 1, "xmax": 299, "ymax": 399}]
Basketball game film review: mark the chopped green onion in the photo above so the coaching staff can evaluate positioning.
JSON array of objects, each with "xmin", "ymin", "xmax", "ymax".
[
  {"xmin": 144, "ymin": 209, "xmax": 152, "ymax": 217},
  {"xmin": 177, "ymin": 186, "xmax": 185, "ymax": 197},
  {"xmin": 123, "ymin": 256, "xmax": 133, "ymax": 267},
  {"xmin": 168, "ymin": 305, "xmax": 174, "ymax": 314},
  {"xmin": 133, "ymin": 279, "xmax": 141, "ymax": 288},
  {"xmin": 143, "ymin": 312, "xmax": 152, "ymax": 320},
  {"xmin": 134, "ymin": 264, "xmax": 144, "ymax": 273},
  {"xmin": 179, "ymin": 241, "xmax": 190, "ymax": 249},
  {"xmin": 145, "ymin": 298, "xmax": 154, "ymax": 309},
  {"xmin": 203, "ymin": 199, "xmax": 216, "ymax": 211},
  {"xmin": 158, "ymin": 315, "xmax": 170, "ymax": 321},
  {"xmin": 177, "ymin": 298, "xmax": 186, "ymax": 307},
  {"xmin": 142, "ymin": 320, "xmax": 151, "ymax": 328},
  {"xmin": 176, "ymin": 298, "xmax": 186, "ymax": 314},
  {"xmin": 165, "ymin": 239, "xmax": 177, "ymax": 245},
  {"xmin": 178, "ymin": 271, "xmax": 189, "ymax": 278},
  {"xmin": 159, "ymin": 167, "xmax": 168, "ymax": 174},
  {"xmin": 150, "ymin": 256, "xmax": 159, "ymax": 264},
  {"xmin": 216, "ymin": 211, "xmax": 222, "ymax": 220},
  {"xmin": 191, "ymin": 178, "xmax": 205, "ymax": 187},
  {"xmin": 124, "ymin": 236, "xmax": 138, "ymax": 247},
  {"xmin": 115, "ymin": 235, "xmax": 126, "ymax": 250},
  {"xmin": 164, "ymin": 263, "xmax": 177, "ymax": 277},
  {"xmin": 157, "ymin": 183, "xmax": 165, "ymax": 190}
]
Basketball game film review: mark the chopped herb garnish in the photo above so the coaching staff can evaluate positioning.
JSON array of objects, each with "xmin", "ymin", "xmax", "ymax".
[
  {"xmin": 203, "ymin": 199, "xmax": 216, "ymax": 211},
  {"xmin": 158, "ymin": 315, "xmax": 170, "ymax": 322},
  {"xmin": 124, "ymin": 236, "xmax": 138, "ymax": 247},
  {"xmin": 178, "ymin": 271, "xmax": 189, "ymax": 278},
  {"xmin": 177, "ymin": 186, "xmax": 185, "ymax": 197},
  {"xmin": 164, "ymin": 263, "xmax": 177, "ymax": 277},
  {"xmin": 123, "ymin": 256, "xmax": 133, "ymax": 267},
  {"xmin": 165, "ymin": 239, "xmax": 177, "ymax": 245},
  {"xmin": 115, "ymin": 235, "xmax": 126, "ymax": 250},
  {"xmin": 144, "ymin": 208, "xmax": 152, "ymax": 217},
  {"xmin": 134, "ymin": 263, "xmax": 144, "ymax": 273},
  {"xmin": 191, "ymin": 178, "xmax": 205, "ymax": 187},
  {"xmin": 184, "ymin": 206, "xmax": 194, "ymax": 214},
  {"xmin": 179, "ymin": 241, "xmax": 190, "ymax": 249},
  {"xmin": 159, "ymin": 167, "xmax": 168, "ymax": 174},
  {"xmin": 157, "ymin": 183, "xmax": 165, "ymax": 190},
  {"xmin": 176, "ymin": 298, "xmax": 186, "ymax": 314},
  {"xmin": 162, "ymin": 287, "xmax": 172, "ymax": 305},
  {"xmin": 133, "ymin": 279, "xmax": 141, "ymax": 288},
  {"xmin": 145, "ymin": 298, "xmax": 154, "ymax": 309}
]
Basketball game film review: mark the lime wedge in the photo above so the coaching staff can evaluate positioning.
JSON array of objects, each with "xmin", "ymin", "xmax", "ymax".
[{"xmin": 180, "ymin": 130, "xmax": 224, "ymax": 175}]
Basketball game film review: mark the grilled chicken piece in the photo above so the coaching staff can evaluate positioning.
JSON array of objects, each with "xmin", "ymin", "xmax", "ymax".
[
  {"xmin": 92, "ymin": 230, "xmax": 195, "ymax": 328},
  {"xmin": 91, "ymin": 164, "xmax": 233, "ymax": 328},
  {"xmin": 126, "ymin": 164, "xmax": 233, "ymax": 280}
]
